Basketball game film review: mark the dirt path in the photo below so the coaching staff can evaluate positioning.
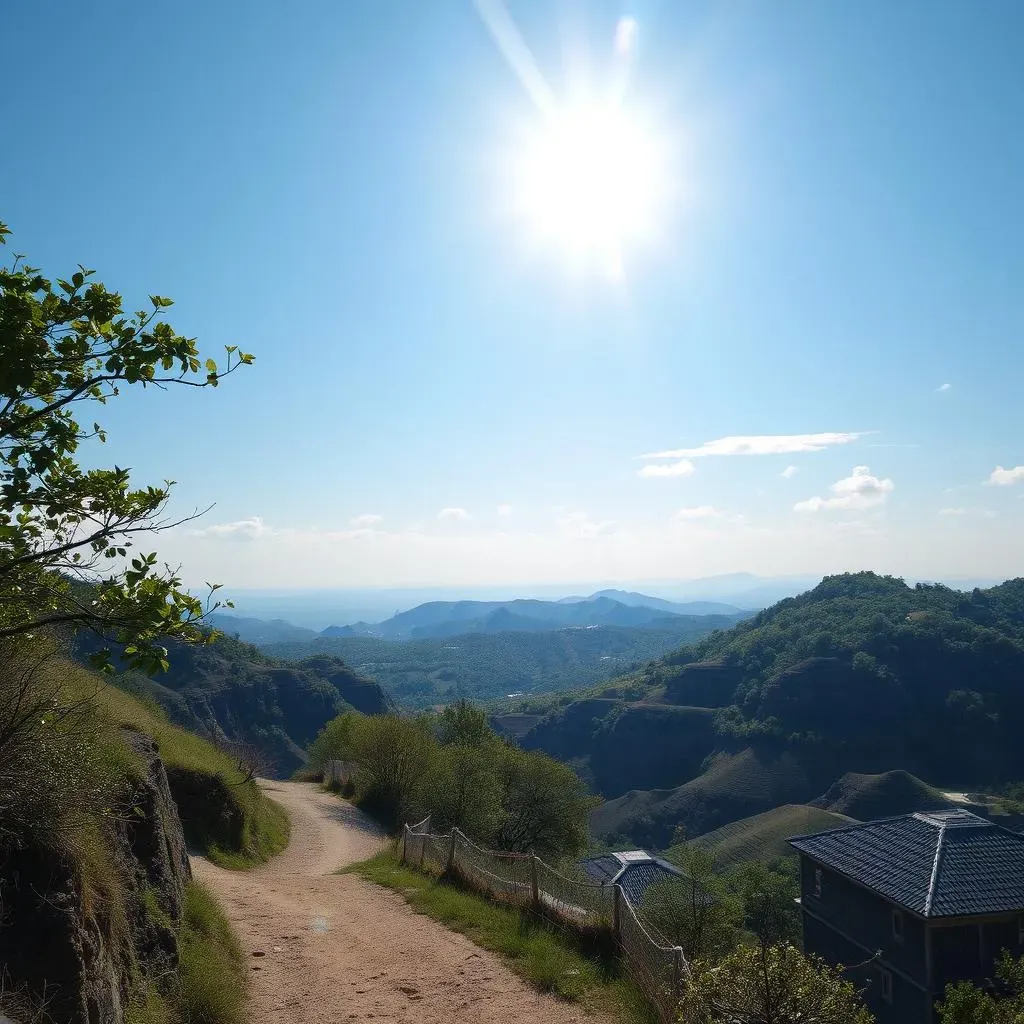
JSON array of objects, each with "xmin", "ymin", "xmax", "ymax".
[{"xmin": 192, "ymin": 781, "xmax": 610, "ymax": 1024}]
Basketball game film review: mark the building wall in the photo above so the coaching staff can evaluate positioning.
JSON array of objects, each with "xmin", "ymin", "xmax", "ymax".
[
  {"xmin": 798, "ymin": 855, "xmax": 927, "ymax": 983},
  {"xmin": 803, "ymin": 912, "xmax": 930, "ymax": 1024},
  {"xmin": 931, "ymin": 917, "xmax": 1024, "ymax": 990}
]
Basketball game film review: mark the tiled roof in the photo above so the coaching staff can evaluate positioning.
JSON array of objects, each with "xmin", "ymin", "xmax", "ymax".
[
  {"xmin": 581, "ymin": 854, "xmax": 623, "ymax": 885},
  {"xmin": 789, "ymin": 808, "xmax": 1024, "ymax": 918},
  {"xmin": 580, "ymin": 851, "xmax": 710, "ymax": 909}
]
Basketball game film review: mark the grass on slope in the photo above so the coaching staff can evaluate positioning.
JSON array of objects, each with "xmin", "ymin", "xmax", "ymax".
[
  {"xmin": 591, "ymin": 747, "xmax": 817, "ymax": 849},
  {"xmin": 62, "ymin": 660, "xmax": 289, "ymax": 868},
  {"xmin": 814, "ymin": 770, "xmax": 953, "ymax": 821},
  {"xmin": 128, "ymin": 880, "xmax": 246, "ymax": 1024},
  {"xmin": 347, "ymin": 847, "xmax": 655, "ymax": 1024},
  {"xmin": 679, "ymin": 804, "xmax": 855, "ymax": 870}
]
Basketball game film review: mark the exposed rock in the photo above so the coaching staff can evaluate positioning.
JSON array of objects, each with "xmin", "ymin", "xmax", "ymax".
[{"xmin": 0, "ymin": 730, "xmax": 190, "ymax": 1024}]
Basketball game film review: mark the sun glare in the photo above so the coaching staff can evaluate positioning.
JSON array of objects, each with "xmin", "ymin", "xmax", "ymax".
[
  {"xmin": 515, "ymin": 100, "xmax": 667, "ymax": 275},
  {"xmin": 475, "ymin": 2, "xmax": 671, "ymax": 280}
]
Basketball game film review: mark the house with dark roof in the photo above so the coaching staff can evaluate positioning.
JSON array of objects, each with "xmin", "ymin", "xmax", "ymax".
[
  {"xmin": 789, "ymin": 809, "xmax": 1024, "ymax": 1024},
  {"xmin": 581, "ymin": 850, "xmax": 690, "ymax": 908}
]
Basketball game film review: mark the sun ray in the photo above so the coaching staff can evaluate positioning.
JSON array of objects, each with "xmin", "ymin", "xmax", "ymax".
[{"xmin": 478, "ymin": 2, "xmax": 671, "ymax": 279}]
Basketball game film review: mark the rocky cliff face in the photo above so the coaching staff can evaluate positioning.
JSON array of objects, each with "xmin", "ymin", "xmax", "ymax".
[{"xmin": 0, "ymin": 731, "xmax": 191, "ymax": 1024}]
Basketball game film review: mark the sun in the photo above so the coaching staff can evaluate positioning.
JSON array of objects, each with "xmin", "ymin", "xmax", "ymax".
[{"xmin": 513, "ymin": 98, "xmax": 668, "ymax": 276}]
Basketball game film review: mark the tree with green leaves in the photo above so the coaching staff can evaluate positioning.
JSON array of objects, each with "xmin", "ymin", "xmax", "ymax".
[
  {"xmin": 677, "ymin": 942, "xmax": 875, "ymax": 1024},
  {"xmin": 936, "ymin": 950, "xmax": 1024, "ymax": 1024},
  {"xmin": 642, "ymin": 846, "xmax": 740, "ymax": 960},
  {"xmin": 428, "ymin": 742, "xmax": 505, "ymax": 839},
  {"xmin": 724, "ymin": 859, "xmax": 801, "ymax": 946},
  {"xmin": 348, "ymin": 713, "xmax": 435, "ymax": 826},
  {"xmin": 0, "ymin": 221, "xmax": 252, "ymax": 672},
  {"xmin": 494, "ymin": 744, "xmax": 595, "ymax": 858},
  {"xmin": 437, "ymin": 699, "xmax": 491, "ymax": 748}
]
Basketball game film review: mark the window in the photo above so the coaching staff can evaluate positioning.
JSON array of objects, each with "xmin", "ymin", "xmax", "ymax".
[
  {"xmin": 880, "ymin": 968, "xmax": 893, "ymax": 1004},
  {"xmin": 892, "ymin": 910, "xmax": 904, "ymax": 942},
  {"xmin": 1018, "ymin": 915, "xmax": 1024, "ymax": 947},
  {"xmin": 813, "ymin": 868, "xmax": 823, "ymax": 898}
]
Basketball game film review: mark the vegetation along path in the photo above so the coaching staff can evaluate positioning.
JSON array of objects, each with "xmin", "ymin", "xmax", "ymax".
[{"xmin": 192, "ymin": 781, "xmax": 611, "ymax": 1024}]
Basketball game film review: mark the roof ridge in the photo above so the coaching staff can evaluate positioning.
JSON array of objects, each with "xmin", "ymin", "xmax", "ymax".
[
  {"xmin": 924, "ymin": 821, "xmax": 948, "ymax": 916},
  {"xmin": 789, "ymin": 811, "xmax": 929, "ymax": 843}
]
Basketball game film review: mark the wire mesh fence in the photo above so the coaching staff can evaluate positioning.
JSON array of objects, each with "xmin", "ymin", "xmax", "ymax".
[{"xmin": 400, "ymin": 818, "xmax": 686, "ymax": 1022}]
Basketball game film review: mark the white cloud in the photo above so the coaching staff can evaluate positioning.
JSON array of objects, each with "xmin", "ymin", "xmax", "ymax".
[
  {"xmin": 192, "ymin": 516, "xmax": 273, "ymax": 541},
  {"xmin": 557, "ymin": 511, "xmax": 617, "ymax": 539},
  {"xmin": 614, "ymin": 16, "xmax": 638, "ymax": 54},
  {"xmin": 936, "ymin": 383, "xmax": 952, "ymax": 393},
  {"xmin": 989, "ymin": 465, "xmax": 1024, "ymax": 486},
  {"xmin": 497, "ymin": 504, "xmax": 514, "ymax": 517},
  {"xmin": 780, "ymin": 465, "xmax": 799, "ymax": 480},
  {"xmin": 938, "ymin": 507, "xmax": 967, "ymax": 516},
  {"xmin": 674, "ymin": 505, "xmax": 722, "ymax": 521},
  {"xmin": 640, "ymin": 432, "xmax": 864, "ymax": 460},
  {"xmin": 437, "ymin": 507, "xmax": 470, "ymax": 521},
  {"xmin": 794, "ymin": 466, "xmax": 894, "ymax": 513},
  {"xmin": 159, "ymin": 509, "xmax": 1024, "ymax": 590},
  {"xmin": 349, "ymin": 513, "xmax": 383, "ymax": 528},
  {"xmin": 638, "ymin": 459, "xmax": 696, "ymax": 478}
]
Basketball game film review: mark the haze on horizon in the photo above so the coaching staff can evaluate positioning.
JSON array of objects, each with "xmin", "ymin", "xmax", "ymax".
[{"xmin": 3, "ymin": 1, "xmax": 1022, "ymax": 593}]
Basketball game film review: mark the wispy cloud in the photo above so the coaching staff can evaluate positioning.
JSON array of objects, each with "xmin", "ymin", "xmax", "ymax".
[
  {"xmin": 674, "ymin": 505, "xmax": 722, "ymax": 521},
  {"xmin": 794, "ymin": 466, "xmax": 894, "ymax": 513},
  {"xmin": 938, "ymin": 507, "xmax": 967, "ymax": 516},
  {"xmin": 192, "ymin": 516, "xmax": 273, "ymax": 541},
  {"xmin": 557, "ymin": 511, "xmax": 616, "ymax": 539},
  {"xmin": 935, "ymin": 383, "xmax": 952, "ymax": 394},
  {"xmin": 780, "ymin": 465, "xmax": 799, "ymax": 480},
  {"xmin": 349, "ymin": 513, "xmax": 383, "ymax": 528},
  {"xmin": 638, "ymin": 459, "xmax": 696, "ymax": 478},
  {"xmin": 640, "ymin": 432, "xmax": 864, "ymax": 460},
  {"xmin": 988, "ymin": 465, "xmax": 1024, "ymax": 486},
  {"xmin": 497, "ymin": 504, "xmax": 514, "ymax": 518},
  {"xmin": 437, "ymin": 507, "xmax": 470, "ymax": 521}
]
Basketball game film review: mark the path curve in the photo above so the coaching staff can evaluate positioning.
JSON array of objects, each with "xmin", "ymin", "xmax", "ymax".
[{"xmin": 192, "ymin": 781, "xmax": 610, "ymax": 1024}]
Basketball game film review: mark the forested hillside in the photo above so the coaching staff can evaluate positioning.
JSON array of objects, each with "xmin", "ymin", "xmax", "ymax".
[
  {"xmin": 258, "ymin": 616, "xmax": 741, "ymax": 707},
  {"xmin": 504, "ymin": 573, "xmax": 1024, "ymax": 847},
  {"xmin": 76, "ymin": 631, "xmax": 391, "ymax": 774}
]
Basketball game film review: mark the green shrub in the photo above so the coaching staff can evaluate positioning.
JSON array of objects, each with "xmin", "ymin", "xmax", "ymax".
[
  {"xmin": 312, "ymin": 702, "xmax": 594, "ymax": 860},
  {"xmin": 177, "ymin": 881, "xmax": 246, "ymax": 1024}
]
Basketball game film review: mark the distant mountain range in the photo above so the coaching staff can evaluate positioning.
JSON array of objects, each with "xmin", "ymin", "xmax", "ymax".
[
  {"xmin": 317, "ymin": 592, "xmax": 746, "ymax": 641},
  {"xmin": 217, "ymin": 574, "xmax": 1003, "ymax": 631},
  {"xmin": 212, "ymin": 590, "xmax": 746, "ymax": 644}
]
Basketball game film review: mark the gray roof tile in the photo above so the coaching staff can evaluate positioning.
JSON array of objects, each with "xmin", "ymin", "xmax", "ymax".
[{"xmin": 789, "ymin": 809, "xmax": 1024, "ymax": 917}]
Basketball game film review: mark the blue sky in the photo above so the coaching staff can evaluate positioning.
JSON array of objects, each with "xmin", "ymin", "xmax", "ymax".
[{"xmin": 3, "ymin": 0, "xmax": 1022, "ymax": 589}]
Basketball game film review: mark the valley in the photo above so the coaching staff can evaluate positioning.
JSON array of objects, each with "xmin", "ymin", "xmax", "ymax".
[{"xmin": 99, "ymin": 570, "xmax": 1024, "ymax": 858}]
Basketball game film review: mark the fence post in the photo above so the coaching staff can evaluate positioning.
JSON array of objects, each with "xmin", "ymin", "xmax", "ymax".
[
  {"xmin": 401, "ymin": 824, "xmax": 408, "ymax": 865},
  {"xmin": 530, "ymin": 854, "xmax": 540, "ymax": 913},
  {"xmin": 420, "ymin": 827, "xmax": 427, "ymax": 869},
  {"xmin": 612, "ymin": 884, "xmax": 622, "ymax": 943},
  {"xmin": 672, "ymin": 946, "xmax": 685, "ymax": 1004},
  {"xmin": 446, "ymin": 830, "xmax": 457, "ymax": 875}
]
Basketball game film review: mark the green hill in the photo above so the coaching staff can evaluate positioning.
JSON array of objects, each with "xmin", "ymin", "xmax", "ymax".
[
  {"xmin": 681, "ymin": 804, "xmax": 856, "ymax": 869},
  {"xmin": 518, "ymin": 699, "xmax": 718, "ymax": 796},
  {"xmin": 511, "ymin": 573, "xmax": 1024, "ymax": 848},
  {"xmin": 261, "ymin": 619, "xmax": 736, "ymax": 708},
  {"xmin": 591, "ymin": 747, "xmax": 820, "ymax": 849},
  {"xmin": 62, "ymin": 658, "xmax": 289, "ymax": 867},
  {"xmin": 77, "ymin": 631, "xmax": 392, "ymax": 776},
  {"xmin": 812, "ymin": 770, "xmax": 954, "ymax": 820}
]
